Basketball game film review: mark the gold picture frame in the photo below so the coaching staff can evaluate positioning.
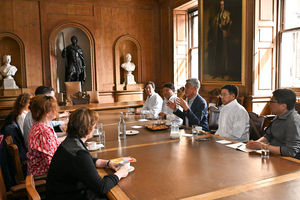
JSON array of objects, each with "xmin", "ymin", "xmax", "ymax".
[{"xmin": 200, "ymin": 0, "xmax": 246, "ymax": 85}]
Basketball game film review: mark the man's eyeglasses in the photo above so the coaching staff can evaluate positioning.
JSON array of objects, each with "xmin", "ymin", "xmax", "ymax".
[
  {"xmin": 219, "ymin": 93, "xmax": 230, "ymax": 98},
  {"xmin": 269, "ymin": 100, "xmax": 279, "ymax": 104}
]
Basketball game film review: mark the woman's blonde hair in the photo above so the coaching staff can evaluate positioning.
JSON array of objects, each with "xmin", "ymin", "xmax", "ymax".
[
  {"xmin": 30, "ymin": 95, "xmax": 58, "ymax": 121},
  {"xmin": 67, "ymin": 107, "xmax": 99, "ymax": 138}
]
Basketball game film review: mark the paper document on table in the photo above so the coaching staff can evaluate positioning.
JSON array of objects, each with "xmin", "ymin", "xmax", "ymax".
[
  {"xmin": 226, "ymin": 143, "xmax": 256, "ymax": 153},
  {"xmin": 216, "ymin": 140, "xmax": 232, "ymax": 144},
  {"xmin": 111, "ymin": 156, "xmax": 137, "ymax": 163},
  {"xmin": 181, "ymin": 134, "xmax": 193, "ymax": 137}
]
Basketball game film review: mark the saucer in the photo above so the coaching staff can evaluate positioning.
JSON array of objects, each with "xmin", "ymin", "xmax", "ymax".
[
  {"xmin": 116, "ymin": 166, "xmax": 135, "ymax": 173},
  {"xmin": 138, "ymin": 119, "xmax": 148, "ymax": 122},
  {"xmin": 126, "ymin": 130, "xmax": 139, "ymax": 135},
  {"xmin": 131, "ymin": 125, "xmax": 142, "ymax": 129},
  {"xmin": 87, "ymin": 144, "xmax": 103, "ymax": 151}
]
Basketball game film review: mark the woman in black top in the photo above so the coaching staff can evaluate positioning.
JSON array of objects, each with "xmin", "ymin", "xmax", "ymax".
[{"xmin": 46, "ymin": 107, "xmax": 129, "ymax": 200}]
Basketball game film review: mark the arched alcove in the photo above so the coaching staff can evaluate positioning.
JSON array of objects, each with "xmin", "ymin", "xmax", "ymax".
[
  {"xmin": 115, "ymin": 35, "xmax": 142, "ymax": 91},
  {"xmin": 49, "ymin": 22, "xmax": 95, "ymax": 93},
  {"xmin": 0, "ymin": 33, "xmax": 26, "ymax": 88}
]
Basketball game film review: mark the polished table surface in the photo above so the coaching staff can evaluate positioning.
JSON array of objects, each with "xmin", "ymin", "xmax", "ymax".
[{"xmin": 88, "ymin": 110, "xmax": 300, "ymax": 200}]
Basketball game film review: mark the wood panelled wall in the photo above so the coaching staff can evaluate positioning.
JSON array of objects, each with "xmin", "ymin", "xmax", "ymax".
[
  {"xmin": 0, "ymin": 0, "xmax": 262, "ymax": 111},
  {"xmin": 0, "ymin": 0, "xmax": 161, "ymax": 96}
]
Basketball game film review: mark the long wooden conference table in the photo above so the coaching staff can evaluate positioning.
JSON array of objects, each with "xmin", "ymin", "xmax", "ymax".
[{"xmin": 85, "ymin": 109, "xmax": 300, "ymax": 200}]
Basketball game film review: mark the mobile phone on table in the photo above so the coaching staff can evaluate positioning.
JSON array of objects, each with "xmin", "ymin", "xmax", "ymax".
[{"xmin": 195, "ymin": 138, "xmax": 210, "ymax": 141}]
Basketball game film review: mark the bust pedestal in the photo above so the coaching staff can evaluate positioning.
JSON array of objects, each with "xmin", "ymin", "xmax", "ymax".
[
  {"xmin": 124, "ymin": 73, "xmax": 136, "ymax": 85},
  {"xmin": 2, "ymin": 79, "xmax": 19, "ymax": 89}
]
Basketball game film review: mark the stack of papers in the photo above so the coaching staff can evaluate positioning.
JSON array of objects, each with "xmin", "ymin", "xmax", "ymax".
[{"xmin": 225, "ymin": 142, "xmax": 256, "ymax": 153}]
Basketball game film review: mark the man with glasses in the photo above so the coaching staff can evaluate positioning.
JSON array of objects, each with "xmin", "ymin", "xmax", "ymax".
[
  {"xmin": 246, "ymin": 89, "xmax": 300, "ymax": 158},
  {"xmin": 134, "ymin": 81, "xmax": 163, "ymax": 118},
  {"xmin": 167, "ymin": 78, "xmax": 209, "ymax": 131},
  {"xmin": 215, "ymin": 84, "xmax": 249, "ymax": 142}
]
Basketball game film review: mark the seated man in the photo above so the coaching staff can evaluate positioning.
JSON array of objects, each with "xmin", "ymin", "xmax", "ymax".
[
  {"xmin": 23, "ymin": 86, "xmax": 69, "ymax": 148},
  {"xmin": 215, "ymin": 84, "xmax": 249, "ymax": 142},
  {"xmin": 135, "ymin": 81, "xmax": 163, "ymax": 118},
  {"xmin": 158, "ymin": 83, "xmax": 182, "ymax": 124},
  {"xmin": 246, "ymin": 89, "xmax": 300, "ymax": 158},
  {"xmin": 167, "ymin": 78, "xmax": 209, "ymax": 131}
]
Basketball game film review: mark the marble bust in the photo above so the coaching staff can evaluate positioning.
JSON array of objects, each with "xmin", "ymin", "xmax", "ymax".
[
  {"xmin": 121, "ymin": 53, "xmax": 136, "ymax": 84},
  {"xmin": 0, "ymin": 55, "xmax": 19, "ymax": 89}
]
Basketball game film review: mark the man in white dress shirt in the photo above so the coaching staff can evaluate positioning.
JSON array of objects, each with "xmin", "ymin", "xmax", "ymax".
[
  {"xmin": 215, "ymin": 84, "xmax": 249, "ymax": 142},
  {"xmin": 135, "ymin": 81, "xmax": 163, "ymax": 118},
  {"xmin": 158, "ymin": 83, "xmax": 182, "ymax": 124}
]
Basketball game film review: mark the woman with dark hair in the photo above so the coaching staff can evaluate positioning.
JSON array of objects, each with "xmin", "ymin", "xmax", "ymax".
[
  {"xmin": 12, "ymin": 93, "xmax": 33, "ymax": 135},
  {"xmin": 46, "ymin": 107, "xmax": 129, "ymax": 200},
  {"xmin": 27, "ymin": 95, "xmax": 60, "ymax": 176}
]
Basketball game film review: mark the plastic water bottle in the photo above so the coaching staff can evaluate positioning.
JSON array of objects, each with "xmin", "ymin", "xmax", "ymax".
[{"xmin": 118, "ymin": 112, "xmax": 126, "ymax": 140}]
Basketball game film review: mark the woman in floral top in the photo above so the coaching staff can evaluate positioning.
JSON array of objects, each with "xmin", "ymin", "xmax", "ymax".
[{"xmin": 27, "ymin": 95, "xmax": 60, "ymax": 176}]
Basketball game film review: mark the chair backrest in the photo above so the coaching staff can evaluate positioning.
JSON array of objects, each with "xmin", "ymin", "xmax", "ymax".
[
  {"xmin": 208, "ymin": 106, "xmax": 221, "ymax": 132},
  {"xmin": 6, "ymin": 140, "xmax": 25, "ymax": 184},
  {"xmin": 86, "ymin": 91, "xmax": 99, "ymax": 103},
  {"xmin": 295, "ymin": 102, "xmax": 300, "ymax": 115},
  {"xmin": 0, "ymin": 167, "xmax": 7, "ymax": 200},
  {"xmin": 55, "ymin": 92, "xmax": 64, "ymax": 105},
  {"xmin": 26, "ymin": 175, "xmax": 40, "ymax": 200},
  {"xmin": 237, "ymin": 96, "xmax": 244, "ymax": 106},
  {"xmin": 64, "ymin": 81, "xmax": 82, "ymax": 102},
  {"xmin": 249, "ymin": 112, "xmax": 266, "ymax": 140}
]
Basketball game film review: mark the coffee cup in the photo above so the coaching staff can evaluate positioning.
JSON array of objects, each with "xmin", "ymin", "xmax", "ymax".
[
  {"xmin": 86, "ymin": 141, "xmax": 96, "ymax": 149},
  {"xmin": 119, "ymin": 160, "xmax": 130, "ymax": 168}
]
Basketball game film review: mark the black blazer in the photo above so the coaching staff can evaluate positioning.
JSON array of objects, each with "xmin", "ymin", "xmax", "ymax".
[{"xmin": 174, "ymin": 94, "xmax": 209, "ymax": 131}]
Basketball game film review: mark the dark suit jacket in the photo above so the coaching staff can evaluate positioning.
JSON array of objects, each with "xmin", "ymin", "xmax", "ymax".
[{"xmin": 174, "ymin": 94, "xmax": 209, "ymax": 131}]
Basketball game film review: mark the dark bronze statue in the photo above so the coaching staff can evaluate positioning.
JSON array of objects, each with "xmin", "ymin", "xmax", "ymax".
[{"xmin": 62, "ymin": 36, "xmax": 86, "ymax": 84}]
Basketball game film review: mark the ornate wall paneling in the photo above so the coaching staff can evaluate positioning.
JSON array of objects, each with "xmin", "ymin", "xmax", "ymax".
[{"xmin": 0, "ymin": 32, "xmax": 26, "ymax": 96}]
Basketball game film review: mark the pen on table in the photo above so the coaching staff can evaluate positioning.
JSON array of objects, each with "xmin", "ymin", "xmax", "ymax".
[{"xmin": 236, "ymin": 144, "xmax": 243, "ymax": 150}]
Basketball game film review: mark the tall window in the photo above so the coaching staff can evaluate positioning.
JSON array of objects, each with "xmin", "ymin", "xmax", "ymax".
[
  {"xmin": 279, "ymin": 0, "xmax": 300, "ymax": 88},
  {"xmin": 189, "ymin": 9, "xmax": 199, "ymax": 79}
]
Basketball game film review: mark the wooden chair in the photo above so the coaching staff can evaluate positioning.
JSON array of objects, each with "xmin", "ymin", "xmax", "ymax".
[
  {"xmin": 1, "ymin": 166, "xmax": 27, "ymax": 200},
  {"xmin": 208, "ymin": 106, "xmax": 221, "ymax": 133},
  {"xmin": 295, "ymin": 102, "xmax": 300, "ymax": 115},
  {"xmin": 64, "ymin": 81, "xmax": 82, "ymax": 102},
  {"xmin": 6, "ymin": 142, "xmax": 25, "ymax": 184},
  {"xmin": 26, "ymin": 175, "xmax": 40, "ymax": 200},
  {"xmin": 249, "ymin": 112, "xmax": 266, "ymax": 140},
  {"xmin": 86, "ymin": 91, "xmax": 99, "ymax": 103},
  {"xmin": 55, "ymin": 92, "xmax": 65, "ymax": 106},
  {"xmin": 237, "ymin": 96, "xmax": 244, "ymax": 106}
]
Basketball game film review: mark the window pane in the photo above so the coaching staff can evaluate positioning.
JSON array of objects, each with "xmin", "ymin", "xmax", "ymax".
[
  {"xmin": 283, "ymin": 0, "xmax": 300, "ymax": 29},
  {"xmin": 280, "ymin": 30, "xmax": 300, "ymax": 87},
  {"xmin": 191, "ymin": 48, "xmax": 198, "ymax": 79},
  {"xmin": 192, "ymin": 16, "xmax": 198, "ymax": 47}
]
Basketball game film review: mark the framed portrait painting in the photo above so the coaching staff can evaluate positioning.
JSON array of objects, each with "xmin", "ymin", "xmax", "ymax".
[{"xmin": 200, "ymin": 0, "xmax": 245, "ymax": 85}]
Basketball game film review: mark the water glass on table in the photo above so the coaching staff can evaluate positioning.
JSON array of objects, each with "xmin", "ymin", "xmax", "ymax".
[
  {"xmin": 192, "ymin": 125, "xmax": 198, "ymax": 138},
  {"xmin": 261, "ymin": 142, "xmax": 269, "ymax": 159},
  {"xmin": 99, "ymin": 131, "xmax": 105, "ymax": 146}
]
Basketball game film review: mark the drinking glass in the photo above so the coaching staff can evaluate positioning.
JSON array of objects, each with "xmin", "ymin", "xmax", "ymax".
[
  {"xmin": 261, "ymin": 142, "xmax": 269, "ymax": 159},
  {"xmin": 192, "ymin": 125, "xmax": 198, "ymax": 138},
  {"xmin": 97, "ymin": 123, "xmax": 103, "ymax": 134},
  {"xmin": 99, "ymin": 131, "xmax": 105, "ymax": 147}
]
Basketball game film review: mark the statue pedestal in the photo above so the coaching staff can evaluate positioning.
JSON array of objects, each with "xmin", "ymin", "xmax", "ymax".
[
  {"xmin": 124, "ymin": 74, "xmax": 136, "ymax": 85},
  {"xmin": 1, "ymin": 79, "xmax": 19, "ymax": 89}
]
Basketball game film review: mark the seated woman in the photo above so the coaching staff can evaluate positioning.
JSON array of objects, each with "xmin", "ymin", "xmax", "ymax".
[
  {"xmin": 46, "ymin": 107, "xmax": 129, "ymax": 200},
  {"xmin": 12, "ymin": 93, "xmax": 33, "ymax": 135},
  {"xmin": 27, "ymin": 95, "xmax": 60, "ymax": 176}
]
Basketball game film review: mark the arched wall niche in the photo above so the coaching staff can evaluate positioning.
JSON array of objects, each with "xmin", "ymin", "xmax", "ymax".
[
  {"xmin": 49, "ymin": 22, "xmax": 95, "ymax": 93},
  {"xmin": 0, "ymin": 33, "xmax": 26, "ymax": 88},
  {"xmin": 115, "ymin": 35, "xmax": 142, "ymax": 90}
]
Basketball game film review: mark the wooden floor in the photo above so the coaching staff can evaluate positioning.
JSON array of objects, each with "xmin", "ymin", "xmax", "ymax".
[{"xmin": 88, "ymin": 110, "xmax": 300, "ymax": 200}]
